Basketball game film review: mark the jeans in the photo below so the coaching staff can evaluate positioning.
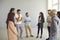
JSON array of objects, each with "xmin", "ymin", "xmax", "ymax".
[
  {"xmin": 37, "ymin": 23, "xmax": 43, "ymax": 36},
  {"xmin": 48, "ymin": 26, "xmax": 50, "ymax": 37},
  {"xmin": 16, "ymin": 24, "xmax": 23, "ymax": 40}
]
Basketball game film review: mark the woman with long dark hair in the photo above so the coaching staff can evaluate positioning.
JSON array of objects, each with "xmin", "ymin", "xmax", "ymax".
[
  {"xmin": 36, "ymin": 12, "xmax": 45, "ymax": 38},
  {"xmin": 6, "ymin": 8, "xmax": 18, "ymax": 40}
]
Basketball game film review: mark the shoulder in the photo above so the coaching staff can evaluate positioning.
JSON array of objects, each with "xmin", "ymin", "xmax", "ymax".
[{"xmin": 54, "ymin": 16, "xmax": 59, "ymax": 21}]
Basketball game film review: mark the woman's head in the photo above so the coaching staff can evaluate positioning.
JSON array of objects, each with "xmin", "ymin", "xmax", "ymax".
[
  {"xmin": 9, "ymin": 8, "xmax": 15, "ymax": 13},
  {"xmin": 39, "ymin": 12, "xmax": 44, "ymax": 19},
  {"xmin": 39, "ymin": 12, "xmax": 44, "ymax": 17},
  {"xmin": 48, "ymin": 9, "xmax": 52, "ymax": 14},
  {"xmin": 57, "ymin": 11, "xmax": 60, "ymax": 19}
]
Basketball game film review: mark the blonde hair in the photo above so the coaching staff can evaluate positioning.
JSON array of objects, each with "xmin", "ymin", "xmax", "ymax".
[{"xmin": 51, "ymin": 9, "xmax": 56, "ymax": 16}]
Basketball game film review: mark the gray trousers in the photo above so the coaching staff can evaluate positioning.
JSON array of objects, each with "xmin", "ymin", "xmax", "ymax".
[{"xmin": 16, "ymin": 24, "xmax": 23, "ymax": 40}]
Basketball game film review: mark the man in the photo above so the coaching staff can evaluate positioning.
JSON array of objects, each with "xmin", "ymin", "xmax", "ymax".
[
  {"xmin": 46, "ymin": 10, "xmax": 52, "ymax": 40},
  {"xmin": 24, "ymin": 12, "xmax": 33, "ymax": 38},
  {"xmin": 14, "ymin": 9, "xmax": 23, "ymax": 40}
]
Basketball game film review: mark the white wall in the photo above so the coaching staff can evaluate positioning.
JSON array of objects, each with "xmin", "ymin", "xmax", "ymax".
[{"xmin": 0, "ymin": 0, "xmax": 48, "ymax": 29}]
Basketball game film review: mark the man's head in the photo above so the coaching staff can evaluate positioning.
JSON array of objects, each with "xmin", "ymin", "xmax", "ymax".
[
  {"xmin": 48, "ymin": 9, "xmax": 52, "ymax": 14},
  {"xmin": 25, "ymin": 12, "xmax": 29, "ymax": 17},
  {"xmin": 17, "ymin": 9, "xmax": 21, "ymax": 14}
]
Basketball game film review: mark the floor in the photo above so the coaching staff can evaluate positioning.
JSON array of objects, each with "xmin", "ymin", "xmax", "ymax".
[{"xmin": 0, "ymin": 27, "xmax": 60, "ymax": 40}]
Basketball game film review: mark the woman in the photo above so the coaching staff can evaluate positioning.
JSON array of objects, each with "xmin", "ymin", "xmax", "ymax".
[
  {"xmin": 48, "ymin": 10, "xmax": 59, "ymax": 40},
  {"xmin": 6, "ymin": 8, "xmax": 18, "ymax": 40},
  {"xmin": 36, "ymin": 12, "xmax": 45, "ymax": 38}
]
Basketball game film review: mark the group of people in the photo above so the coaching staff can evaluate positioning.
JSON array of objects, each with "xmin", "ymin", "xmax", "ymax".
[
  {"xmin": 6, "ymin": 8, "xmax": 60, "ymax": 40},
  {"xmin": 46, "ymin": 10, "xmax": 60, "ymax": 40}
]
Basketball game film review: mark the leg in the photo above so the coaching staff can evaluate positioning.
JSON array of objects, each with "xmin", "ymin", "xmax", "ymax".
[
  {"xmin": 25, "ymin": 25, "xmax": 28, "ymax": 37},
  {"xmin": 16, "ymin": 24, "xmax": 20, "ymax": 40},
  {"xmin": 28, "ymin": 26, "xmax": 33, "ymax": 37},
  {"xmin": 48, "ymin": 27, "xmax": 50, "ymax": 37},
  {"xmin": 19, "ymin": 25, "xmax": 23, "ymax": 38},
  {"xmin": 36, "ymin": 23, "xmax": 40, "ymax": 38},
  {"xmin": 28, "ymin": 26, "xmax": 32, "ymax": 35},
  {"xmin": 46, "ymin": 26, "xmax": 50, "ymax": 40},
  {"xmin": 40, "ymin": 24, "xmax": 43, "ymax": 38}
]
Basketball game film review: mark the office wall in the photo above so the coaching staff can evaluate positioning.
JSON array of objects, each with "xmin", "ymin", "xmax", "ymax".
[{"xmin": 0, "ymin": 0, "xmax": 47, "ymax": 29}]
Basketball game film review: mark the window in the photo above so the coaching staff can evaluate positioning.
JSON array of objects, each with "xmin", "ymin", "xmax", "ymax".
[{"xmin": 48, "ymin": 0, "xmax": 60, "ymax": 11}]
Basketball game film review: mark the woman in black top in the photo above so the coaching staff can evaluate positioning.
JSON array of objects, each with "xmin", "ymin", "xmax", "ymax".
[{"xmin": 36, "ymin": 12, "xmax": 45, "ymax": 38}]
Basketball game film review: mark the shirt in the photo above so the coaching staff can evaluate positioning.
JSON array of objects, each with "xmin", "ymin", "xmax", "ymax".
[
  {"xmin": 38, "ymin": 16, "xmax": 41, "ymax": 23},
  {"xmin": 14, "ymin": 13, "xmax": 22, "ymax": 24},
  {"xmin": 24, "ymin": 16, "xmax": 31, "ymax": 26},
  {"xmin": 47, "ymin": 15, "xmax": 51, "ymax": 27}
]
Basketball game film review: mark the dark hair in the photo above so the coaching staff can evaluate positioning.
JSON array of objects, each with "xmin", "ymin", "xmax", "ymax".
[
  {"xmin": 39, "ymin": 12, "xmax": 45, "ymax": 22},
  {"xmin": 57, "ymin": 11, "xmax": 60, "ymax": 19},
  {"xmin": 25, "ymin": 12, "xmax": 28, "ymax": 15},
  {"xmin": 40, "ymin": 12, "xmax": 44, "ymax": 18},
  {"xmin": 10, "ymin": 8, "xmax": 15, "ymax": 13},
  {"xmin": 48, "ymin": 9, "xmax": 51, "ymax": 11},
  {"xmin": 17, "ymin": 9, "xmax": 21, "ymax": 12}
]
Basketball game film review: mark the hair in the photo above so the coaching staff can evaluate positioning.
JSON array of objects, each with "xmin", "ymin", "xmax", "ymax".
[
  {"xmin": 17, "ymin": 9, "xmax": 21, "ymax": 12},
  {"xmin": 39, "ymin": 12, "xmax": 45, "ymax": 23},
  {"xmin": 48, "ymin": 9, "xmax": 51, "ymax": 11},
  {"xmin": 57, "ymin": 11, "xmax": 60, "ymax": 19},
  {"xmin": 9, "ymin": 8, "xmax": 15, "ymax": 13},
  {"xmin": 25, "ymin": 12, "xmax": 28, "ymax": 15},
  {"xmin": 40, "ymin": 12, "xmax": 44, "ymax": 19}
]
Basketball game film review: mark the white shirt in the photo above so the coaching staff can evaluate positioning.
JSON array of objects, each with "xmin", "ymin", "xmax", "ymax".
[
  {"xmin": 14, "ymin": 13, "xmax": 22, "ymax": 24},
  {"xmin": 24, "ymin": 16, "xmax": 31, "ymax": 26}
]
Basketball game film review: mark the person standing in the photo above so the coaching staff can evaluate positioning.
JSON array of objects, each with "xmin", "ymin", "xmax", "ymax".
[
  {"xmin": 46, "ymin": 10, "xmax": 52, "ymax": 40},
  {"xmin": 6, "ymin": 8, "xmax": 18, "ymax": 40},
  {"xmin": 24, "ymin": 12, "xmax": 33, "ymax": 38},
  {"xmin": 36, "ymin": 12, "xmax": 45, "ymax": 38},
  {"xmin": 14, "ymin": 9, "xmax": 23, "ymax": 40}
]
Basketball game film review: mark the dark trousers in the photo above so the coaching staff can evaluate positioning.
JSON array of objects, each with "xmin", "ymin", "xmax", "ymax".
[
  {"xmin": 37, "ymin": 23, "xmax": 43, "ymax": 36},
  {"xmin": 48, "ymin": 26, "xmax": 50, "ymax": 37},
  {"xmin": 46, "ymin": 26, "xmax": 50, "ymax": 40}
]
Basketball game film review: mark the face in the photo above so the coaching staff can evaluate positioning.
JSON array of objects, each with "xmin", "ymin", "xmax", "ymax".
[
  {"xmin": 18, "ymin": 11, "xmax": 20, "ymax": 14},
  {"xmin": 12, "ymin": 10, "xmax": 15, "ymax": 13},
  {"xmin": 48, "ymin": 11, "xmax": 51, "ymax": 14}
]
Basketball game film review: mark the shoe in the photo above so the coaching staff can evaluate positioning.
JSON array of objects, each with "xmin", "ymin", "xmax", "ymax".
[
  {"xmin": 36, "ymin": 36, "xmax": 38, "ymax": 38},
  {"xmin": 46, "ymin": 38, "xmax": 49, "ymax": 40},
  {"xmin": 26, "ymin": 36, "xmax": 28, "ymax": 38},
  {"xmin": 30, "ymin": 35, "xmax": 34, "ymax": 37},
  {"xmin": 40, "ymin": 36, "xmax": 42, "ymax": 38}
]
